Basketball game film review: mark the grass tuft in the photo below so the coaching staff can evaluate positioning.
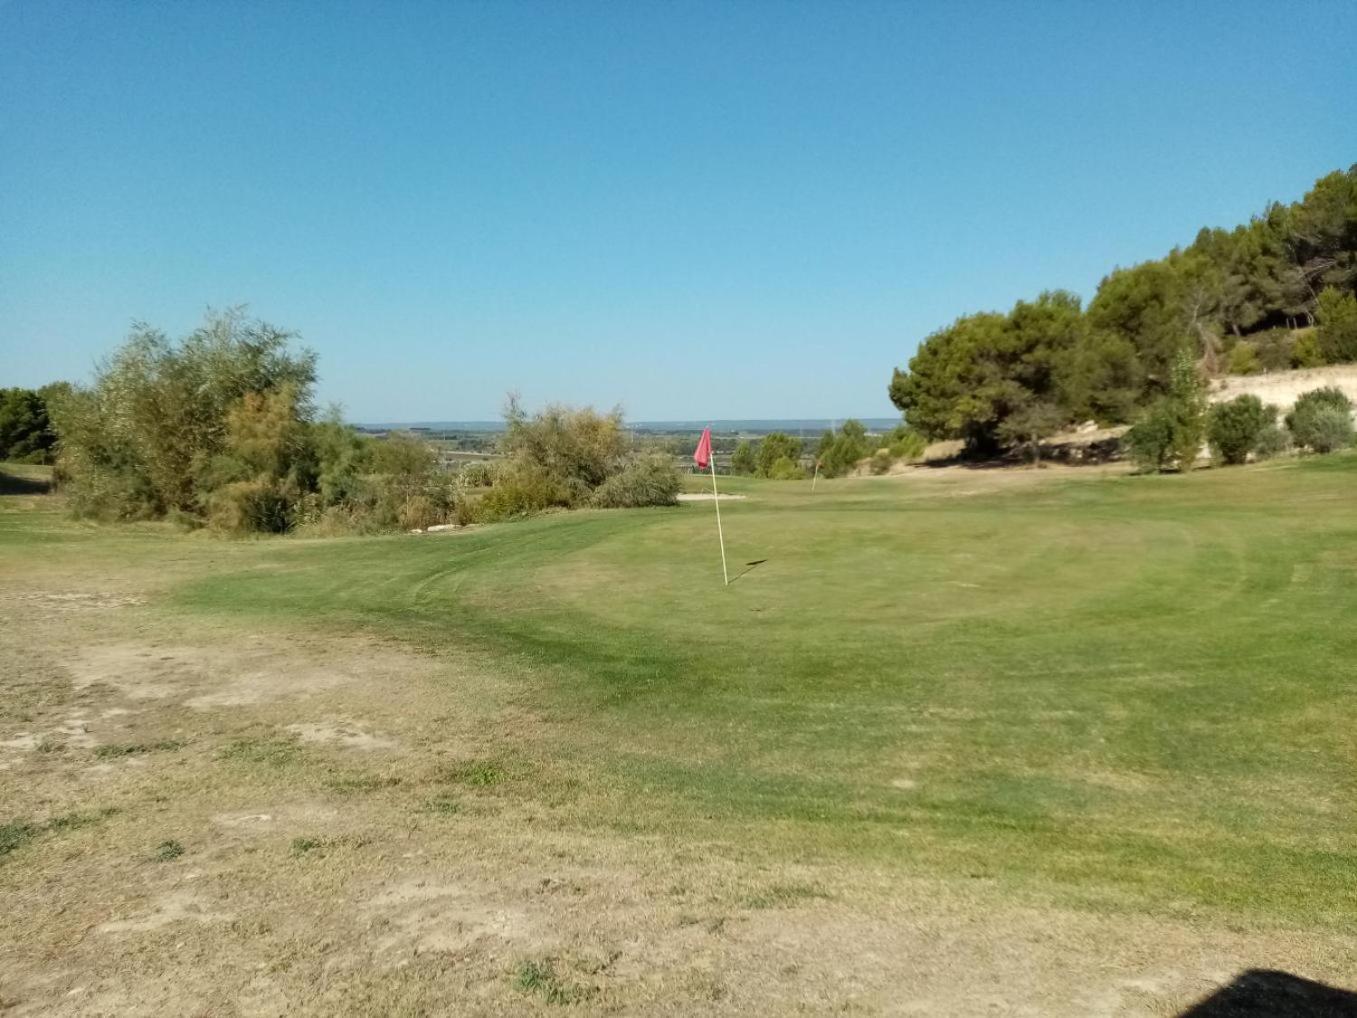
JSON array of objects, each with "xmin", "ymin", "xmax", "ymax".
[
  {"xmin": 153, "ymin": 839, "xmax": 185, "ymax": 862},
  {"xmin": 0, "ymin": 820, "xmax": 39, "ymax": 859},
  {"xmin": 324, "ymin": 773, "xmax": 402, "ymax": 794},
  {"xmin": 744, "ymin": 882, "xmax": 832, "ymax": 910},
  {"xmin": 218, "ymin": 737, "xmax": 301, "ymax": 767},
  {"xmin": 422, "ymin": 795, "xmax": 462, "ymax": 815},
  {"xmin": 513, "ymin": 958, "xmax": 592, "ymax": 1005},
  {"xmin": 444, "ymin": 760, "xmax": 504, "ymax": 787},
  {"xmin": 94, "ymin": 739, "xmax": 186, "ymax": 758}
]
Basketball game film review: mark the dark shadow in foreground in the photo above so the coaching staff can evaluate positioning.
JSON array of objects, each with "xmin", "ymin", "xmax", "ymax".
[{"xmin": 1177, "ymin": 970, "xmax": 1357, "ymax": 1017}]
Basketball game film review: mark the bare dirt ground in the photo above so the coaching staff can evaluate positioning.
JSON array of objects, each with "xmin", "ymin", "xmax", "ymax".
[{"xmin": 2, "ymin": 532, "xmax": 1354, "ymax": 1016}]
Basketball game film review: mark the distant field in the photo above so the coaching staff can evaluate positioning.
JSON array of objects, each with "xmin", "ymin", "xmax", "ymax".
[{"xmin": 2, "ymin": 457, "xmax": 1355, "ymax": 1014}]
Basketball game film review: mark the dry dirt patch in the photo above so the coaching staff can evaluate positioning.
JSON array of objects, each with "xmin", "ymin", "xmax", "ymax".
[
  {"xmin": 60, "ymin": 634, "xmax": 425, "ymax": 711},
  {"xmin": 96, "ymin": 888, "xmax": 235, "ymax": 934},
  {"xmin": 286, "ymin": 721, "xmax": 398, "ymax": 751}
]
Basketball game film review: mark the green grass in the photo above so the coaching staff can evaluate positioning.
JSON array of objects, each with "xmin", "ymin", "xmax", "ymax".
[
  {"xmin": 5, "ymin": 455, "xmax": 1357, "ymax": 925},
  {"xmin": 1, "ymin": 809, "xmax": 119, "ymax": 862},
  {"xmin": 514, "ymin": 958, "xmax": 592, "ymax": 1005},
  {"xmin": 154, "ymin": 839, "xmax": 185, "ymax": 862}
]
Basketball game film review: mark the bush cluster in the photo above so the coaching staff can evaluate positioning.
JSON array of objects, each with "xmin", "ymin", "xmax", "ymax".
[
  {"xmin": 49, "ymin": 311, "xmax": 681, "ymax": 534},
  {"xmin": 1132, "ymin": 377, "xmax": 1353, "ymax": 472},
  {"xmin": 1207, "ymin": 395, "xmax": 1274, "ymax": 465},
  {"xmin": 1285, "ymin": 387, "xmax": 1355, "ymax": 454},
  {"xmin": 455, "ymin": 398, "xmax": 680, "ymax": 521}
]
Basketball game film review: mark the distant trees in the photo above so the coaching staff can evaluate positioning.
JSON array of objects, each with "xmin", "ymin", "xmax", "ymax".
[
  {"xmin": 889, "ymin": 166, "xmax": 1357, "ymax": 457},
  {"xmin": 1316, "ymin": 289, "xmax": 1357, "ymax": 363},
  {"xmin": 754, "ymin": 432, "xmax": 803, "ymax": 479},
  {"xmin": 0, "ymin": 386, "xmax": 59, "ymax": 463},
  {"xmin": 730, "ymin": 440, "xmax": 757, "ymax": 476},
  {"xmin": 816, "ymin": 420, "xmax": 871, "ymax": 477}
]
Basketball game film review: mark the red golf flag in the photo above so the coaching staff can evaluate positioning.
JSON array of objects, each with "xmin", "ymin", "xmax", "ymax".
[{"xmin": 693, "ymin": 427, "xmax": 712, "ymax": 470}]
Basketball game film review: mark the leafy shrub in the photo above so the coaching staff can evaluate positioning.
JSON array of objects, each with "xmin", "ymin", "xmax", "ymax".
[
  {"xmin": 1126, "ymin": 351, "xmax": 1208, "ymax": 473},
  {"xmin": 885, "ymin": 427, "xmax": 927, "ymax": 462},
  {"xmin": 1252, "ymin": 422, "xmax": 1292, "ymax": 460},
  {"xmin": 0, "ymin": 387, "xmax": 57, "ymax": 463},
  {"xmin": 501, "ymin": 396, "xmax": 624, "ymax": 491},
  {"xmin": 590, "ymin": 456, "xmax": 680, "ymax": 507},
  {"xmin": 1286, "ymin": 387, "xmax": 1355, "ymax": 452},
  {"xmin": 1316, "ymin": 288, "xmax": 1357, "ymax": 364},
  {"xmin": 206, "ymin": 478, "xmax": 296, "ymax": 533},
  {"xmin": 816, "ymin": 421, "xmax": 869, "ymax": 477},
  {"xmin": 398, "ymin": 494, "xmax": 442, "ymax": 531},
  {"xmin": 1250, "ymin": 328, "xmax": 1296, "ymax": 372},
  {"xmin": 869, "ymin": 449, "xmax": 893, "ymax": 474},
  {"xmin": 1291, "ymin": 406, "xmax": 1355, "ymax": 453},
  {"xmin": 756, "ymin": 433, "xmax": 803, "ymax": 477},
  {"xmin": 473, "ymin": 462, "xmax": 565, "ymax": 522},
  {"xmin": 1291, "ymin": 330, "xmax": 1326, "ymax": 369},
  {"xmin": 730, "ymin": 440, "xmax": 757, "ymax": 476},
  {"xmin": 765, "ymin": 455, "xmax": 806, "ymax": 480},
  {"xmin": 1225, "ymin": 342, "xmax": 1261, "ymax": 375},
  {"xmin": 51, "ymin": 309, "xmax": 318, "ymax": 521},
  {"xmin": 1206, "ymin": 395, "xmax": 1273, "ymax": 465},
  {"xmin": 1124, "ymin": 403, "xmax": 1176, "ymax": 472}
]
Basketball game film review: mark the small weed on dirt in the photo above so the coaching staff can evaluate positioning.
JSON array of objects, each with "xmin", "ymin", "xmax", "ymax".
[
  {"xmin": 154, "ymin": 839, "xmax": 185, "ymax": 862},
  {"xmin": 324, "ymin": 773, "xmax": 402, "ymax": 794},
  {"xmin": 514, "ymin": 958, "xmax": 593, "ymax": 1005},
  {"xmin": 95, "ymin": 739, "xmax": 186, "ymax": 758},
  {"xmin": 422, "ymin": 795, "xmax": 461, "ymax": 815},
  {"xmin": 0, "ymin": 820, "xmax": 39, "ymax": 859},
  {"xmin": 218, "ymin": 737, "xmax": 301, "ymax": 767},
  {"xmin": 444, "ymin": 759, "xmax": 504, "ymax": 787},
  {"xmin": 3, "ymin": 807, "xmax": 120, "ymax": 862},
  {"xmin": 744, "ymin": 882, "xmax": 831, "ymax": 910}
]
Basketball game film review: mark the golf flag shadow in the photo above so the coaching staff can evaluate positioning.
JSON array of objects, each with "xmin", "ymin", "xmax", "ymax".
[{"xmin": 729, "ymin": 559, "xmax": 767, "ymax": 584}]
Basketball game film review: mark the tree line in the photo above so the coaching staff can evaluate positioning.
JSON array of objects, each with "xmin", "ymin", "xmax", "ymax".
[
  {"xmin": 725, "ymin": 420, "xmax": 926, "ymax": 480},
  {"xmin": 890, "ymin": 166, "xmax": 1357, "ymax": 455},
  {"xmin": 26, "ymin": 309, "xmax": 680, "ymax": 534}
]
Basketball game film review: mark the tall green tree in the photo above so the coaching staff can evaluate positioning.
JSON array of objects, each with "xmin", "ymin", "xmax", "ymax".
[
  {"xmin": 891, "ymin": 292, "xmax": 1083, "ymax": 452},
  {"xmin": 755, "ymin": 432, "xmax": 802, "ymax": 477},
  {"xmin": 0, "ymin": 388, "xmax": 56, "ymax": 463},
  {"xmin": 1315, "ymin": 288, "xmax": 1357, "ymax": 363},
  {"xmin": 51, "ymin": 308, "xmax": 318, "ymax": 519}
]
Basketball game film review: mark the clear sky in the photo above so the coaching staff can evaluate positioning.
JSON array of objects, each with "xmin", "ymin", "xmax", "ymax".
[{"xmin": 2, "ymin": 1, "xmax": 1354, "ymax": 422}]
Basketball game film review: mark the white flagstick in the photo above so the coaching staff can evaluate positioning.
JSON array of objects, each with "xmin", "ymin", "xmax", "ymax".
[
  {"xmin": 709, "ymin": 455, "xmax": 729, "ymax": 586},
  {"xmin": 812, "ymin": 458, "xmax": 820, "ymax": 492}
]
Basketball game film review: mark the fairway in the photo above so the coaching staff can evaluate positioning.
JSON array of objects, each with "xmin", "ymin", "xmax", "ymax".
[{"xmin": 2, "ymin": 459, "xmax": 1356, "ymax": 1014}]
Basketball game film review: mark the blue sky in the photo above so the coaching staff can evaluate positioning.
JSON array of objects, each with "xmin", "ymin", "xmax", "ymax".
[{"xmin": 2, "ymin": 1, "xmax": 1354, "ymax": 422}]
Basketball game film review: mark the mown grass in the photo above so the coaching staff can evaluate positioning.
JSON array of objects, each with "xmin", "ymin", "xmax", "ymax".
[{"xmin": 4, "ymin": 455, "xmax": 1356, "ymax": 926}]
